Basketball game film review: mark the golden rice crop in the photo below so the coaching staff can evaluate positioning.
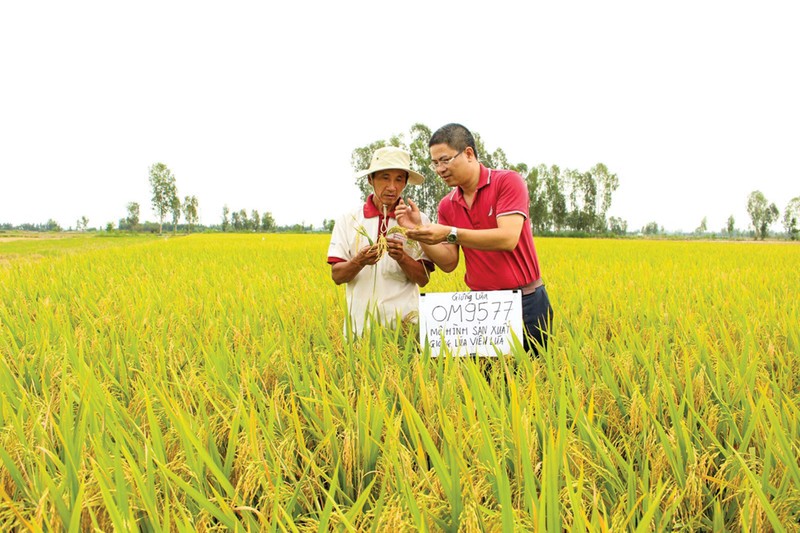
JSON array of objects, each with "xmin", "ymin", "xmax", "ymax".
[{"xmin": 0, "ymin": 234, "xmax": 798, "ymax": 531}]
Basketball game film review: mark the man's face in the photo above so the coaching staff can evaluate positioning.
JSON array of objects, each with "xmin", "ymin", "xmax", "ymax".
[
  {"xmin": 429, "ymin": 143, "xmax": 467, "ymax": 187},
  {"xmin": 369, "ymin": 169, "xmax": 408, "ymax": 209}
]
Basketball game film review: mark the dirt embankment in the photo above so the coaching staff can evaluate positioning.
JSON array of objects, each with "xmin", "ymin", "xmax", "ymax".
[{"xmin": 0, "ymin": 233, "xmax": 77, "ymax": 243}]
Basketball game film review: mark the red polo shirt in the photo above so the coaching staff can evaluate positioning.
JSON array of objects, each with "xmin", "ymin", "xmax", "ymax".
[{"xmin": 438, "ymin": 165, "xmax": 541, "ymax": 291}]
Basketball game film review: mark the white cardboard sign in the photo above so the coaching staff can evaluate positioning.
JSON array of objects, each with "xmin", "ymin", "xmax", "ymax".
[{"xmin": 419, "ymin": 290, "xmax": 523, "ymax": 357}]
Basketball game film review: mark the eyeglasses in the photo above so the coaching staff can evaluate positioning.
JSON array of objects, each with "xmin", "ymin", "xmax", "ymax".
[{"xmin": 428, "ymin": 150, "xmax": 464, "ymax": 171}]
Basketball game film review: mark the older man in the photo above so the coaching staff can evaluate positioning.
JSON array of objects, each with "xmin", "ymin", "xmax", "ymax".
[{"xmin": 328, "ymin": 146, "xmax": 433, "ymax": 336}]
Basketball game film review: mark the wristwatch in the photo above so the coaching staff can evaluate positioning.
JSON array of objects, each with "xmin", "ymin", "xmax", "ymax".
[{"xmin": 446, "ymin": 226, "xmax": 458, "ymax": 244}]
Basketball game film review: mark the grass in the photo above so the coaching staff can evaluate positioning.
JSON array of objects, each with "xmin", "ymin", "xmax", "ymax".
[{"xmin": 0, "ymin": 234, "xmax": 798, "ymax": 531}]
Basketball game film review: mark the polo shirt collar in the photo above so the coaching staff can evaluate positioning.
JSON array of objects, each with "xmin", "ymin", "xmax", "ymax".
[
  {"xmin": 363, "ymin": 194, "xmax": 397, "ymax": 218},
  {"xmin": 452, "ymin": 164, "xmax": 491, "ymax": 205}
]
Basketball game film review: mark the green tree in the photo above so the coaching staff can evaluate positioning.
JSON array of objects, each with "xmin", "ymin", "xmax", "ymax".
[
  {"xmin": 45, "ymin": 219, "xmax": 62, "ymax": 232},
  {"xmin": 726, "ymin": 215, "xmax": 735, "ymax": 236},
  {"xmin": 608, "ymin": 216, "xmax": 628, "ymax": 235},
  {"xmin": 149, "ymin": 162, "xmax": 177, "ymax": 234},
  {"xmin": 222, "ymin": 205, "xmax": 230, "ymax": 232},
  {"xmin": 695, "ymin": 216, "xmax": 708, "ymax": 235},
  {"xmin": 76, "ymin": 216, "xmax": 89, "ymax": 232},
  {"xmin": 593, "ymin": 163, "xmax": 619, "ymax": 232},
  {"xmin": 183, "ymin": 196, "xmax": 198, "ymax": 233},
  {"xmin": 238, "ymin": 209, "xmax": 249, "ymax": 230},
  {"xmin": 261, "ymin": 211, "xmax": 275, "ymax": 231},
  {"xmin": 126, "ymin": 202, "xmax": 140, "ymax": 231},
  {"xmin": 642, "ymin": 221, "xmax": 660, "ymax": 235},
  {"xmin": 566, "ymin": 169, "xmax": 597, "ymax": 232},
  {"xmin": 169, "ymin": 194, "xmax": 181, "ymax": 234},
  {"xmin": 473, "ymin": 132, "xmax": 509, "ymax": 170},
  {"xmin": 746, "ymin": 191, "xmax": 779, "ymax": 240},
  {"xmin": 783, "ymin": 196, "xmax": 800, "ymax": 240},
  {"xmin": 231, "ymin": 210, "xmax": 241, "ymax": 230},
  {"xmin": 525, "ymin": 165, "xmax": 549, "ymax": 234},
  {"xmin": 406, "ymin": 124, "xmax": 443, "ymax": 221},
  {"xmin": 545, "ymin": 165, "xmax": 568, "ymax": 232},
  {"xmin": 251, "ymin": 210, "xmax": 260, "ymax": 232}
]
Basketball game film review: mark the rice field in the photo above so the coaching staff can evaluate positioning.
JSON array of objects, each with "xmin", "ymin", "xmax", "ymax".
[{"xmin": 0, "ymin": 233, "xmax": 798, "ymax": 531}]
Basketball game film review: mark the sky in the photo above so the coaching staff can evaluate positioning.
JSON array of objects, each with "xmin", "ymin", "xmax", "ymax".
[{"xmin": 1, "ymin": 1, "xmax": 798, "ymax": 233}]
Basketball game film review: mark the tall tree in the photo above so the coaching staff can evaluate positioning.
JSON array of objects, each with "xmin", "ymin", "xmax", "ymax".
[
  {"xmin": 695, "ymin": 216, "xmax": 708, "ymax": 234},
  {"xmin": 545, "ymin": 165, "xmax": 568, "ymax": 232},
  {"xmin": 169, "ymin": 193, "xmax": 181, "ymax": 234},
  {"xmin": 238, "ymin": 209, "xmax": 249, "ymax": 230},
  {"xmin": 251, "ymin": 210, "xmax": 260, "ymax": 231},
  {"xmin": 566, "ymin": 169, "xmax": 597, "ymax": 232},
  {"xmin": 726, "ymin": 215, "xmax": 735, "ymax": 236},
  {"xmin": 261, "ymin": 211, "xmax": 275, "ymax": 231},
  {"xmin": 642, "ymin": 221, "xmax": 660, "ymax": 235},
  {"xmin": 783, "ymin": 196, "xmax": 800, "ymax": 240},
  {"xmin": 407, "ymin": 124, "xmax": 443, "ymax": 221},
  {"xmin": 746, "ymin": 190, "xmax": 779, "ymax": 240},
  {"xmin": 126, "ymin": 202, "xmax": 140, "ymax": 231},
  {"xmin": 593, "ymin": 163, "xmax": 619, "ymax": 232},
  {"xmin": 608, "ymin": 216, "xmax": 628, "ymax": 235},
  {"xmin": 45, "ymin": 219, "xmax": 62, "ymax": 232},
  {"xmin": 149, "ymin": 162, "xmax": 177, "ymax": 234},
  {"xmin": 526, "ymin": 165, "xmax": 550, "ymax": 233},
  {"xmin": 183, "ymin": 196, "xmax": 198, "ymax": 233},
  {"xmin": 222, "ymin": 205, "xmax": 230, "ymax": 232},
  {"xmin": 473, "ymin": 132, "xmax": 509, "ymax": 170}
]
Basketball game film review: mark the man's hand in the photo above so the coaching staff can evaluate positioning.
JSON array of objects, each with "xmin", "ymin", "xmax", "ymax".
[
  {"xmin": 386, "ymin": 235, "xmax": 406, "ymax": 262},
  {"xmin": 406, "ymin": 223, "xmax": 451, "ymax": 245},
  {"xmin": 353, "ymin": 245, "xmax": 380, "ymax": 267},
  {"xmin": 395, "ymin": 198, "xmax": 422, "ymax": 229}
]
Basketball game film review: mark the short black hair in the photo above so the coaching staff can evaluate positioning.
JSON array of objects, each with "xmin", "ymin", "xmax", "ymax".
[{"xmin": 429, "ymin": 123, "xmax": 479, "ymax": 160}]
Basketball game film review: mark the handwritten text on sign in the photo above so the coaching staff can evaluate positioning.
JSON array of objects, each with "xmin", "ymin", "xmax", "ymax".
[{"xmin": 419, "ymin": 290, "xmax": 523, "ymax": 357}]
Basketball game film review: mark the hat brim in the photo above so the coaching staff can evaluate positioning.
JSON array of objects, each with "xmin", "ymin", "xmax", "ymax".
[{"xmin": 354, "ymin": 166, "xmax": 425, "ymax": 186}]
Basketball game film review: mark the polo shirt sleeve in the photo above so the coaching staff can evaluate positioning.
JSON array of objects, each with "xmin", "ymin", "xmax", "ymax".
[
  {"xmin": 327, "ymin": 215, "xmax": 351, "ymax": 264},
  {"xmin": 496, "ymin": 171, "xmax": 529, "ymax": 219}
]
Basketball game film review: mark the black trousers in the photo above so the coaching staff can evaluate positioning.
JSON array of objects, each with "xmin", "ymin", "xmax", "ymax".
[{"xmin": 522, "ymin": 285, "xmax": 553, "ymax": 355}]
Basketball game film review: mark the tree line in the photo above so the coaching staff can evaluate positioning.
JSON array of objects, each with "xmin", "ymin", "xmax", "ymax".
[
  {"xmin": 3, "ymin": 149, "xmax": 797, "ymax": 239},
  {"xmin": 139, "ymin": 163, "xmax": 292, "ymax": 233},
  {"xmin": 142, "ymin": 162, "xmax": 199, "ymax": 233},
  {"xmin": 747, "ymin": 191, "xmax": 799, "ymax": 240},
  {"xmin": 351, "ymin": 123, "xmax": 799, "ymax": 240},
  {"xmin": 220, "ymin": 206, "xmax": 276, "ymax": 232},
  {"xmin": 352, "ymin": 123, "xmax": 621, "ymax": 235}
]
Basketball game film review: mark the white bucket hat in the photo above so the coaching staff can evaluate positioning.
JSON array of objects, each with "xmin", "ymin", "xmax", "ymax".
[{"xmin": 353, "ymin": 146, "xmax": 425, "ymax": 186}]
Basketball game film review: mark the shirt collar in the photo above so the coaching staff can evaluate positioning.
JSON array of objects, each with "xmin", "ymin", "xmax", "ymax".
[
  {"xmin": 363, "ymin": 194, "xmax": 397, "ymax": 218},
  {"xmin": 452, "ymin": 164, "xmax": 491, "ymax": 204}
]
